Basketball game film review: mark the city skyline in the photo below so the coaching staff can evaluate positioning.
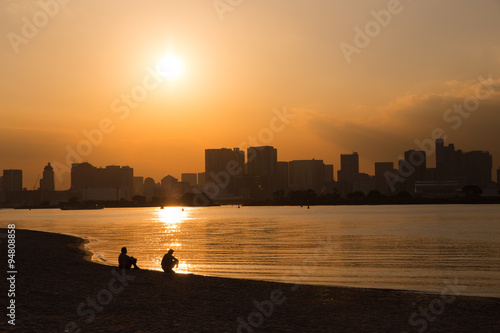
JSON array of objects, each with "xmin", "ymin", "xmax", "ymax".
[
  {"xmin": 0, "ymin": 133, "xmax": 499, "ymax": 191},
  {"xmin": 1, "ymin": 140, "xmax": 497, "ymax": 194},
  {"xmin": 2, "ymin": 1, "xmax": 500, "ymax": 191}
]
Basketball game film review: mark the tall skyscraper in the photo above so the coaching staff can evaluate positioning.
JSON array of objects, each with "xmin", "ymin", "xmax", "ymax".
[
  {"xmin": 247, "ymin": 146, "xmax": 277, "ymax": 176},
  {"xmin": 205, "ymin": 148, "xmax": 245, "ymax": 197},
  {"xmin": 338, "ymin": 153, "xmax": 359, "ymax": 182},
  {"xmin": 2, "ymin": 169, "xmax": 22, "ymax": 192},
  {"xmin": 246, "ymin": 146, "xmax": 278, "ymax": 192},
  {"xmin": 337, "ymin": 152, "xmax": 359, "ymax": 193},
  {"xmin": 40, "ymin": 162, "xmax": 55, "ymax": 191},
  {"xmin": 435, "ymin": 139, "xmax": 461, "ymax": 182}
]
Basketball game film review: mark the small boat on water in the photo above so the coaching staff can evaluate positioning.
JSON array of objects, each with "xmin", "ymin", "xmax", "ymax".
[{"xmin": 60, "ymin": 204, "xmax": 104, "ymax": 210}]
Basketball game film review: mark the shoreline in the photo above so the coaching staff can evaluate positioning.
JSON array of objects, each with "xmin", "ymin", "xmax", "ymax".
[
  {"xmin": 82, "ymin": 238, "xmax": 500, "ymax": 299},
  {"xmin": 43, "ymin": 228, "xmax": 500, "ymax": 299},
  {"xmin": 2, "ymin": 228, "xmax": 500, "ymax": 332}
]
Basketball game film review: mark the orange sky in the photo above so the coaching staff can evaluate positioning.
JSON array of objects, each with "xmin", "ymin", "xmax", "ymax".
[{"xmin": 1, "ymin": 0, "xmax": 500, "ymax": 189}]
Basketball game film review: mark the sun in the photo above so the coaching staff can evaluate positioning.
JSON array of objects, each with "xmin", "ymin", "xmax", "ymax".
[{"xmin": 156, "ymin": 54, "xmax": 184, "ymax": 80}]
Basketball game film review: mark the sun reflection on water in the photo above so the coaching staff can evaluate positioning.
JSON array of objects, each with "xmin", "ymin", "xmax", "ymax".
[
  {"xmin": 157, "ymin": 207, "xmax": 189, "ymax": 232},
  {"xmin": 174, "ymin": 262, "xmax": 192, "ymax": 274},
  {"xmin": 154, "ymin": 207, "xmax": 191, "ymax": 273}
]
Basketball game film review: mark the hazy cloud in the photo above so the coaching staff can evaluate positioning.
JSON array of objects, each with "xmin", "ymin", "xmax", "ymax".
[{"xmin": 294, "ymin": 78, "xmax": 500, "ymax": 170}]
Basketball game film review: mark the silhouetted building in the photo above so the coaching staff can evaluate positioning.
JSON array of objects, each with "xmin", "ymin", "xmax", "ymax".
[
  {"xmin": 2, "ymin": 169, "xmax": 22, "ymax": 192},
  {"xmin": 197, "ymin": 172, "xmax": 206, "ymax": 187},
  {"xmin": 161, "ymin": 175, "xmax": 178, "ymax": 197},
  {"xmin": 405, "ymin": 150, "xmax": 426, "ymax": 180},
  {"xmin": 463, "ymin": 151, "xmax": 492, "ymax": 188},
  {"xmin": 144, "ymin": 177, "xmax": 156, "ymax": 199},
  {"xmin": 289, "ymin": 159, "xmax": 325, "ymax": 193},
  {"xmin": 324, "ymin": 164, "xmax": 334, "ymax": 183},
  {"xmin": 235, "ymin": 174, "xmax": 270, "ymax": 201},
  {"xmin": 181, "ymin": 173, "xmax": 197, "ymax": 187},
  {"xmin": 497, "ymin": 167, "xmax": 500, "ymax": 185},
  {"xmin": 435, "ymin": 139, "xmax": 492, "ymax": 188},
  {"xmin": 337, "ymin": 152, "xmax": 359, "ymax": 194},
  {"xmin": 133, "ymin": 177, "xmax": 145, "ymax": 196},
  {"xmin": 426, "ymin": 168, "xmax": 436, "ymax": 182},
  {"xmin": 436, "ymin": 139, "xmax": 462, "ymax": 183},
  {"xmin": 276, "ymin": 161, "xmax": 289, "ymax": 191},
  {"xmin": 205, "ymin": 148, "xmax": 244, "ymax": 198},
  {"xmin": 246, "ymin": 146, "xmax": 278, "ymax": 197},
  {"xmin": 374, "ymin": 162, "xmax": 395, "ymax": 195},
  {"xmin": 173, "ymin": 181, "xmax": 191, "ymax": 198},
  {"xmin": 40, "ymin": 163, "xmax": 55, "ymax": 192},
  {"xmin": 338, "ymin": 153, "xmax": 359, "ymax": 181},
  {"xmin": 247, "ymin": 146, "xmax": 277, "ymax": 176},
  {"xmin": 400, "ymin": 150, "xmax": 426, "ymax": 193},
  {"xmin": 353, "ymin": 173, "xmax": 373, "ymax": 195},
  {"xmin": 71, "ymin": 163, "xmax": 134, "ymax": 200}
]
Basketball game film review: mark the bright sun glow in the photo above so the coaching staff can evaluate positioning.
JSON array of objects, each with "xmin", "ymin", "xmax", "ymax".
[
  {"xmin": 156, "ymin": 54, "xmax": 184, "ymax": 79},
  {"xmin": 157, "ymin": 207, "xmax": 188, "ymax": 231}
]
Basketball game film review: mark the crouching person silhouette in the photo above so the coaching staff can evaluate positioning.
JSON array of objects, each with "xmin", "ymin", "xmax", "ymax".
[
  {"xmin": 161, "ymin": 249, "xmax": 179, "ymax": 273},
  {"xmin": 118, "ymin": 247, "xmax": 140, "ymax": 269}
]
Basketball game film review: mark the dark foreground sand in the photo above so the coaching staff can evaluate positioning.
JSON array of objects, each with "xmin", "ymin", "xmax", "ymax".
[{"xmin": 1, "ymin": 229, "xmax": 499, "ymax": 332}]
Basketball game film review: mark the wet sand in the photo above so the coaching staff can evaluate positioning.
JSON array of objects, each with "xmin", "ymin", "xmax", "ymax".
[{"xmin": 1, "ymin": 229, "xmax": 499, "ymax": 332}]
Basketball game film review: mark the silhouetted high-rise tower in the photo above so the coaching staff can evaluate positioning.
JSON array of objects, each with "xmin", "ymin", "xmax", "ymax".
[{"xmin": 40, "ymin": 162, "xmax": 55, "ymax": 191}]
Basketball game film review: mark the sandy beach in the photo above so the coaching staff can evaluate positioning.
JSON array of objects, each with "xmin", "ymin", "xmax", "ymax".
[{"xmin": 1, "ymin": 228, "xmax": 499, "ymax": 332}]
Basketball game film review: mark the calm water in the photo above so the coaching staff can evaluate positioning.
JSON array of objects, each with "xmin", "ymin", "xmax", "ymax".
[{"xmin": 1, "ymin": 205, "xmax": 500, "ymax": 297}]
